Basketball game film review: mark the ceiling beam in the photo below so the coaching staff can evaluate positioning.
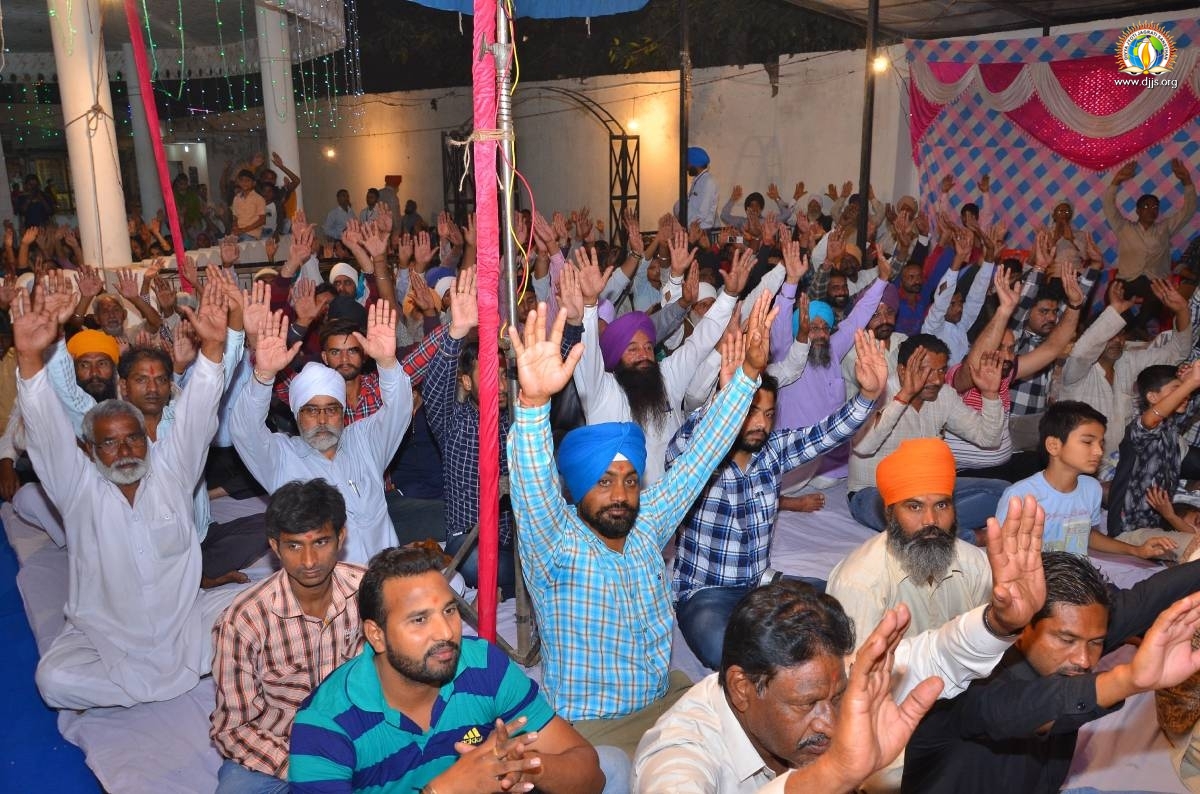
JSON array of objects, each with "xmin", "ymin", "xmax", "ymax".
[{"xmin": 777, "ymin": 0, "xmax": 907, "ymax": 39}]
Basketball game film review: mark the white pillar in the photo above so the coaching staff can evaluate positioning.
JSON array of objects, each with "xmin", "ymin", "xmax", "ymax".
[
  {"xmin": 0, "ymin": 133, "xmax": 13, "ymax": 222},
  {"xmin": 256, "ymin": 4, "xmax": 303, "ymax": 207},
  {"xmin": 46, "ymin": 0, "xmax": 132, "ymax": 268},
  {"xmin": 123, "ymin": 43, "xmax": 164, "ymax": 222}
]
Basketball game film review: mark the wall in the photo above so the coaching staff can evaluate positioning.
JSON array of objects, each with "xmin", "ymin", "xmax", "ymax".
[{"xmin": 287, "ymin": 44, "xmax": 913, "ymax": 228}]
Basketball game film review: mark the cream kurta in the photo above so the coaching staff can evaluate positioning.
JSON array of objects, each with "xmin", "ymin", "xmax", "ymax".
[{"xmin": 21, "ymin": 354, "xmax": 224, "ymax": 709}]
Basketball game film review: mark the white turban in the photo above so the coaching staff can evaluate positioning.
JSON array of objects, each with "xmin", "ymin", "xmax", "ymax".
[
  {"xmin": 433, "ymin": 276, "xmax": 456, "ymax": 297},
  {"xmin": 288, "ymin": 362, "xmax": 345, "ymax": 416},
  {"xmin": 696, "ymin": 283, "xmax": 718, "ymax": 304},
  {"xmin": 329, "ymin": 262, "xmax": 358, "ymax": 285}
]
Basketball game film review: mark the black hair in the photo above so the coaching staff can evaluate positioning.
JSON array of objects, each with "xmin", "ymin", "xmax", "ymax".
[
  {"xmin": 1031, "ymin": 551, "xmax": 1111, "ymax": 626},
  {"xmin": 117, "ymin": 346, "xmax": 173, "ymax": 380},
  {"xmin": 1136, "ymin": 364, "xmax": 1181, "ymax": 410},
  {"xmin": 897, "ymin": 333, "xmax": 950, "ymax": 366},
  {"xmin": 264, "ymin": 479, "xmax": 347, "ymax": 542},
  {"xmin": 1033, "ymin": 283, "xmax": 1066, "ymax": 306},
  {"xmin": 237, "ymin": 169, "xmax": 255, "ymax": 181},
  {"xmin": 358, "ymin": 547, "xmax": 448, "ymax": 626},
  {"xmin": 757, "ymin": 372, "xmax": 779, "ymax": 399},
  {"xmin": 1137, "ymin": 194, "xmax": 1159, "ymax": 209},
  {"xmin": 458, "ymin": 338, "xmax": 479, "ymax": 380},
  {"xmin": 318, "ymin": 318, "xmax": 364, "ymax": 349},
  {"xmin": 1038, "ymin": 401, "xmax": 1107, "ymax": 464},
  {"xmin": 961, "ymin": 202, "xmax": 979, "ymax": 219},
  {"xmin": 745, "ymin": 192, "xmax": 765, "ymax": 211},
  {"xmin": 366, "ymin": 188, "xmax": 380, "ymax": 198},
  {"xmin": 719, "ymin": 580, "xmax": 854, "ymax": 691}
]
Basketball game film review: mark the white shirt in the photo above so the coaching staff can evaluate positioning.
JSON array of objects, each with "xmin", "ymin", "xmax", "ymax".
[
  {"xmin": 638, "ymin": 606, "xmax": 1013, "ymax": 794},
  {"xmin": 229, "ymin": 361, "xmax": 413, "ymax": 564},
  {"xmin": 572, "ymin": 293, "xmax": 736, "ymax": 485},
  {"xmin": 19, "ymin": 355, "xmax": 224, "ymax": 703}
]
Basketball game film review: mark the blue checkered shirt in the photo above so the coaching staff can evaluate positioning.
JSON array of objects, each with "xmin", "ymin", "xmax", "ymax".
[
  {"xmin": 668, "ymin": 393, "xmax": 875, "ymax": 602},
  {"xmin": 424, "ymin": 333, "xmax": 514, "ymax": 546},
  {"xmin": 508, "ymin": 369, "xmax": 758, "ymax": 721}
]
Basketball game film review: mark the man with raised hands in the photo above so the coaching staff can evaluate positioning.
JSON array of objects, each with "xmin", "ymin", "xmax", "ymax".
[
  {"xmin": 14, "ymin": 276, "xmax": 235, "ymax": 709},
  {"xmin": 231, "ymin": 301, "xmax": 413, "ymax": 564}
]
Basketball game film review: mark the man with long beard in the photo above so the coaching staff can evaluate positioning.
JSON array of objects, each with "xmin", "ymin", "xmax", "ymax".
[
  {"xmin": 231, "ymin": 304, "xmax": 414, "ymax": 565},
  {"xmin": 831, "ymin": 438, "xmax": 994, "ymax": 642}
]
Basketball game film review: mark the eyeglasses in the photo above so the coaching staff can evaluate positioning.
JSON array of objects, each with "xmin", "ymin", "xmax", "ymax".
[
  {"xmin": 91, "ymin": 432, "xmax": 148, "ymax": 453},
  {"xmin": 298, "ymin": 404, "xmax": 343, "ymax": 419}
]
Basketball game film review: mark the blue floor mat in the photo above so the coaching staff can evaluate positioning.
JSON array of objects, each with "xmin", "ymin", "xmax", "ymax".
[{"xmin": 0, "ymin": 516, "xmax": 100, "ymax": 792}]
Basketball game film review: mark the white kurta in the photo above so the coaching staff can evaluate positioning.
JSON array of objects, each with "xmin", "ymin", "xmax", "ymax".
[
  {"xmin": 229, "ymin": 362, "xmax": 413, "ymax": 564},
  {"xmin": 21, "ymin": 355, "xmax": 224, "ymax": 709},
  {"xmin": 572, "ymin": 293, "xmax": 736, "ymax": 485}
]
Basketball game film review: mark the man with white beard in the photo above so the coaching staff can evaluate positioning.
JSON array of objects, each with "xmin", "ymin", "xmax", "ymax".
[
  {"xmin": 13, "ymin": 278, "xmax": 235, "ymax": 709},
  {"xmin": 231, "ymin": 303, "xmax": 413, "ymax": 564}
]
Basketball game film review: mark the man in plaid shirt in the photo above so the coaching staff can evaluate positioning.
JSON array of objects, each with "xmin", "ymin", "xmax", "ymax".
[
  {"xmin": 210, "ymin": 480, "xmax": 364, "ymax": 793},
  {"xmin": 667, "ymin": 330, "xmax": 888, "ymax": 670},
  {"xmin": 509, "ymin": 292, "xmax": 778, "ymax": 757}
]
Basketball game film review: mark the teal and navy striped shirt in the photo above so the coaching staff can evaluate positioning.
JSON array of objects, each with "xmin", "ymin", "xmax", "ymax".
[{"xmin": 288, "ymin": 637, "xmax": 554, "ymax": 792}]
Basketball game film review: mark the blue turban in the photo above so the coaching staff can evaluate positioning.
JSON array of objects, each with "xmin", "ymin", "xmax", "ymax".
[
  {"xmin": 557, "ymin": 422, "xmax": 647, "ymax": 504},
  {"xmin": 687, "ymin": 146, "xmax": 710, "ymax": 168},
  {"xmin": 794, "ymin": 299, "xmax": 836, "ymax": 336}
]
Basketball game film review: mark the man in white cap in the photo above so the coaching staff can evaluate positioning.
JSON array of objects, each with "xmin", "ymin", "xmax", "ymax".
[
  {"xmin": 328, "ymin": 261, "xmax": 361, "ymax": 301},
  {"xmin": 230, "ymin": 303, "xmax": 413, "ymax": 564}
]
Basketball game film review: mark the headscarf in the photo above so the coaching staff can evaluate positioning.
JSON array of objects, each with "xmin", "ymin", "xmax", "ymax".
[
  {"xmin": 876, "ymin": 438, "xmax": 957, "ymax": 506},
  {"xmin": 599, "ymin": 311, "xmax": 656, "ymax": 371},
  {"xmin": 288, "ymin": 362, "xmax": 346, "ymax": 416},
  {"xmin": 557, "ymin": 422, "xmax": 647, "ymax": 504},
  {"xmin": 66, "ymin": 329, "xmax": 119, "ymax": 363}
]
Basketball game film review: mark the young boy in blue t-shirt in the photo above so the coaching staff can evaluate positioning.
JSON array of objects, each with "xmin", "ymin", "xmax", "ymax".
[{"xmin": 997, "ymin": 400, "xmax": 1177, "ymax": 559}]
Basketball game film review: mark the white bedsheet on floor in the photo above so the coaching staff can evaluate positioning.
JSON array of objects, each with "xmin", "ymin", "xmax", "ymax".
[{"xmin": 5, "ymin": 479, "xmax": 1192, "ymax": 794}]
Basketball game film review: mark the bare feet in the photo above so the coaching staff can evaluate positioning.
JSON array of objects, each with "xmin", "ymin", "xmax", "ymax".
[
  {"xmin": 779, "ymin": 493, "xmax": 826, "ymax": 513},
  {"xmin": 201, "ymin": 570, "xmax": 250, "ymax": 589}
]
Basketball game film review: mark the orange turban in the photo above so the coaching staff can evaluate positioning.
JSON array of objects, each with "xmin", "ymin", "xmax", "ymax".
[
  {"xmin": 876, "ymin": 438, "xmax": 957, "ymax": 506},
  {"xmin": 66, "ymin": 329, "xmax": 120, "ymax": 364}
]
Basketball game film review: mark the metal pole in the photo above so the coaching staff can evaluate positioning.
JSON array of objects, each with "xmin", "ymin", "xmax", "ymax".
[
  {"xmin": 678, "ymin": 0, "xmax": 690, "ymax": 226},
  {"xmin": 495, "ymin": 6, "xmax": 520, "ymax": 408},
  {"xmin": 856, "ymin": 0, "xmax": 879, "ymax": 248}
]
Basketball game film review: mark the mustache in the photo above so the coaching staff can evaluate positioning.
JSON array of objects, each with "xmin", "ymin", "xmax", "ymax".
[
  {"xmin": 872, "ymin": 323, "xmax": 895, "ymax": 338},
  {"xmin": 427, "ymin": 641, "xmax": 459, "ymax": 659},
  {"xmin": 797, "ymin": 733, "xmax": 831, "ymax": 750}
]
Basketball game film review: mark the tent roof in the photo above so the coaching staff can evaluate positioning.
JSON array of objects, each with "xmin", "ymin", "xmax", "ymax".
[{"xmin": 780, "ymin": 0, "xmax": 1200, "ymax": 39}]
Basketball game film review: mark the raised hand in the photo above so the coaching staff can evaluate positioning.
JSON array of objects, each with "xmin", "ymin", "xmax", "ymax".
[
  {"xmin": 761, "ymin": 212, "xmax": 781, "ymax": 247},
  {"xmin": 220, "ymin": 235, "xmax": 241, "ymax": 266},
  {"xmin": 724, "ymin": 246, "xmax": 755, "ymax": 297},
  {"xmin": 362, "ymin": 221, "xmax": 388, "ymax": 260},
  {"xmin": 574, "ymin": 207, "xmax": 594, "ymax": 242},
  {"xmin": 552, "ymin": 212, "xmax": 570, "ymax": 248},
  {"xmin": 288, "ymin": 222, "xmax": 315, "ymax": 268},
  {"xmin": 413, "ymin": 231, "xmax": 435, "ymax": 270},
  {"xmin": 43, "ymin": 272, "xmax": 79, "ymax": 326},
  {"xmin": 688, "ymin": 219, "xmax": 704, "ymax": 246},
  {"xmin": 718, "ymin": 321, "xmax": 746, "ymax": 390},
  {"xmin": 679, "ymin": 262, "xmax": 700, "ymax": 309},
  {"xmin": 952, "ymin": 228, "xmax": 973, "ymax": 267},
  {"xmin": 374, "ymin": 201, "xmax": 394, "ymax": 237},
  {"xmin": 1151, "ymin": 278, "xmax": 1187, "ymax": 314},
  {"xmin": 783, "ymin": 239, "xmax": 809, "ymax": 284},
  {"xmin": 742, "ymin": 290, "xmax": 779, "ymax": 380},
  {"xmin": 940, "ymin": 174, "xmax": 955, "ymax": 194},
  {"xmin": 556, "ymin": 260, "xmax": 585, "ymax": 324},
  {"xmin": 795, "ymin": 293, "xmax": 810, "ymax": 343},
  {"xmin": 241, "ymin": 279, "xmax": 271, "ymax": 347},
  {"xmin": 77, "ymin": 264, "xmax": 104, "ymax": 299},
  {"xmin": 1147, "ymin": 485, "xmax": 1182, "ymax": 523},
  {"xmin": 875, "ymin": 245, "xmax": 893, "ymax": 283},
  {"xmin": 172, "ymin": 320, "xmax": 198, "ymax": 372},
  {"xmin": 448, "ymin": 266, "xmax": 478, "ymax": 339},
  {"xmin": 841, "ymin": 180, "xmax": 853, "ymax": 198},
  {"xmin": 730, "ymin": 185, "xmax": 744, "ymax": 203},
  {"xmin": 984, "ymin": 495, "xmax": 1046, "ymax": 635},
  {"xmin": 395, "ymin": 233, "xmax": 415, "ymax": 267},
  {"xmin": 11, "ymin": 288, "xmax": 61, "ymax": 366},
  {"xmin": 970, "ymin": 350, "xmax": 1004, "ymax": 397},
  {"xmin": 668, "ymin": 227, "xmax": 696, "ymax": 279},
  {"xmin": 573, "ymin": 245, "xmax": 614, "ymax": 306},
  {"xmin": 406, "ymin": 274, "xmax": 439, "ymax": 317},
  {"xmin": 351, "ymin": 300, "xmax": 398, "ymax": 365},
  {"xmin": 767, "ymin": 182, "xmax": 781, "ymax": 202},
  {"xmin": 896, "ymin": 346, "xmax": 931, "ymax": 404},
  {"xmin": 1114, "ymin": 161, "xmax": 1137, "ymax": 184},
  {"xmin": 1060, "ymin": 260, "xmax": 1084, "ymax": 308},
  {"xmin": 179, "ymin": 254, "xmax": 201, "ymax": 293},
  {"xmin": 826, "ymin": 229, "xmax": 846, "ymax": 267},
  {"xmin": 532, "ymin": 212, "xmax": 556, "ymax": 256},
  {"xmin": 0, "ymin": 278, "xmax": 16, "ymax": 312},
  {"xmin": 116, "ymin": 268, "xmax": 141, "ymax": 300},
  {"xmin": 793, "ymin": 181, "xmax": 806, "ymax": 201},
  {"xmin": 254, "ymin": 310, "xmax": 301, "ymax": 378},
  {"xmin": 462, "ymin": 213, "xmax": 477, "ymax": 249},
  {"xmin": 1128, "ymin": 593, "xmax": 1200, "ymax": 691},
  {"xmin": 341, "ymin": 219, "xmax": 365, "ymax": 251},
  {"xmin": 621, "ymin": 208, "xmax": 643, "ymax": 257},
  {"xmin": 853, "ymin": 329, "xmax": 890, "ymax": 401},
  {"xmin": 180, "ymin": 276, "xmax": 231, "ymax": 350},
  {"xmin": 1172, "ymin": 158, "xmax": 1192, "ymax": 185},
  {"xmin": 993, "ymin": 265, "xmax": 1020, "ymax": 313},
  {"xmin": 509, "ymin": 303, "xmax": 583, "ymax": 407}
]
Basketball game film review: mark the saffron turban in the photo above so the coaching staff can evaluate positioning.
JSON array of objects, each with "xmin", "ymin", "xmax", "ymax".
[
  {"xmin": 288, "ymin": 362, "xmax": 345, "ymax": 416},
  {"xmin": 557, "ymin": 422, "xmax": 647, "ymax": 504},
  {"xmin": 599, "ymin": 311, "xmax": 656, "ymax": 371},
  {"xmin": 876, "ymin": 438, "xmax": 957, "ymax": 506},
  {"xmin": 66, "ymin": 329, "xmax": 119, "ymax": 363},
  {"xmin": 843, "ymin": 243, "xmax": 863, "ymax": 264}
]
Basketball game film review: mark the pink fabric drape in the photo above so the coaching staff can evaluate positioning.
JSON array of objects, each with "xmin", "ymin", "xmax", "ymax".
[
  {"xmin": 472, "ymin": 0, "xmax": 500, "ymax": 641},
  {"xmin": 122, "ymin": 0, "xmax": 190, "ymax": 287}
]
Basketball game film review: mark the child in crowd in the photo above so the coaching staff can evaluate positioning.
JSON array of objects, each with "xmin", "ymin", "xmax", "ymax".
[
  {"xmin": 1106, "ymin": 363, "xmax": 1200, "ymax": 559},
  {"xmin": 997, "ymin": 400, "xmax": 1177, "ymax": 559}
]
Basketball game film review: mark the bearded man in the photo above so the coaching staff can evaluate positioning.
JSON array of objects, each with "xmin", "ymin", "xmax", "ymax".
[{"xmin": 830, "ymin": 437, "xmax": 993, "ymax": 642}]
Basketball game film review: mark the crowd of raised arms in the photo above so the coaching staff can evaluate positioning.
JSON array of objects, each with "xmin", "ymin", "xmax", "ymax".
[{"xmin": 3, "ymin": 142, "xmax": 1200, "ymax": 794}]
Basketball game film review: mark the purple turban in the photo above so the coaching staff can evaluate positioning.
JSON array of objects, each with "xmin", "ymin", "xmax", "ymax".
[
  {"xmin": 881, "ymin": 283, "xmax": 901, "ymax": 312},
  {"xmin": 599, "ymin": 311, "xmax": 656, "ymax": 371}
]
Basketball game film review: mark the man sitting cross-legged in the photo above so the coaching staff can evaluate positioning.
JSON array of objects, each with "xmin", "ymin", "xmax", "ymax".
[
  {"xmin": 15, "ymin": 277, "xmax": 235, "ymax": 709},
  {"xmin": 508, "ymin": 291, "xmax": 779, "ymax": 757},
  {"xmin": 210, "ymin": 479, "xmax": 364, "ymax": 794}
]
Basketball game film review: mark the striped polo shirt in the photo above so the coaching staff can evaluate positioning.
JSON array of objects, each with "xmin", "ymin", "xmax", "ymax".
[{"xmin": 288, "ymin": 637, "xmax": 554, "ymax": 792}]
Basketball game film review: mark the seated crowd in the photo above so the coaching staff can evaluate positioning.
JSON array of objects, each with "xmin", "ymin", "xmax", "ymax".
[{"xmin": 2, "ymin": 148, "xmax": 1200, "ymax": 794}]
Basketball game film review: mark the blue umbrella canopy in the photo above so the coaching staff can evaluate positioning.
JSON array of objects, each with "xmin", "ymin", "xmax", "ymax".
[{"xmin": 408, "ymin": 0, "xmax": 648, "ymax": 18}]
